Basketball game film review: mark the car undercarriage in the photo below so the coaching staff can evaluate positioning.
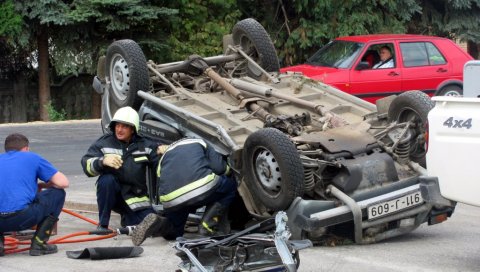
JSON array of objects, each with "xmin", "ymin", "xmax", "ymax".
[{"xmin": 93, "ymin": 18, "xmax": 454, "ymax": 246}]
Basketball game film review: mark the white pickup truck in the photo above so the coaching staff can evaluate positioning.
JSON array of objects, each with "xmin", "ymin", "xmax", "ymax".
[{"xmin": 424, "ymin": 60, "xmax": 480, "ymax": 207}]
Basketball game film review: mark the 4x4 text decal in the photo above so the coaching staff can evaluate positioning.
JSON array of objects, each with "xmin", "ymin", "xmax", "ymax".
[{"xmin": 443, "ymin": 117, "xmax": 472, "ymax": 129}]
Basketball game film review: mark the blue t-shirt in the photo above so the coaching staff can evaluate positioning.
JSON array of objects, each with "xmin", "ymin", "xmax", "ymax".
[{"xmin": 0, "ymin": 151, "xmax": 58, "ymax": 212}]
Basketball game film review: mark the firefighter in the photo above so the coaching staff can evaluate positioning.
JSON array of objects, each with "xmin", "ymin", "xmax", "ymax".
[
  {"xmin": 131, "ymin": 138, "xmax": 237, "ymax": 246},
  {"xmin": 0, "ymin": 133, "xmax": 69, "ymax": 256},
  {"xmin": 81, "ymin": 106, "xmax": 161, "ymax": 230}
]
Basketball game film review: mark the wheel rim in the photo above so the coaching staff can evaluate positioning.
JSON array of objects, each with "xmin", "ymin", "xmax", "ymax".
[
  {"xmin": 253, "ymin": 147, "xmax": 282, "ymax": 196},
  {"xmin": 110, "ymin": 53, "xmax": 130, "ymax": 101},
  {"xmin": 237, "ymin": 34, "xmax": 262, "ymax": 76},
  {"xmin": 398, "ymin": 107, "xmax": 421, "ymax": 123},
  {"xmin": 443, "ymin": 89, "xmax": 460, "ymax": 96},
  {"xmin": 238, "ymin": 34, "xmax": 257, "ymax": 56}
]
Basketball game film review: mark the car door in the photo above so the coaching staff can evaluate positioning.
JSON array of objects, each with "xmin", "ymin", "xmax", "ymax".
[
  {"xmin": 349, "ymin": 42, "xmax": 402, "ymax": 103},
  {"xmin": 399, "ymin": 41, "xmax": 451, "ymax": 96}
]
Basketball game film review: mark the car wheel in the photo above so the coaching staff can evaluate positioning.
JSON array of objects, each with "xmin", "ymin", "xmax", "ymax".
[
  {"xmin": 232, "ymin": 18, "xmax": 280, "ymax": 78},
  {"xmin": 388, "ymin": 91, "xmax": 434, "ymax": 167},
  {"xmin": 438, "ymin": 85, "xmax": 462, "ymax": 96},
  {"xmin": 105, "ymin": 39, "xmax": 149, "ymax": 113},
  {"xmin": 242, "ymin": 128, "xmax": 304, "ymax": 211}
]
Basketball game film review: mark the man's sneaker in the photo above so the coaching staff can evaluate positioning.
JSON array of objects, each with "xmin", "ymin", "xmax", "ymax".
[{"xmin": 132, "ymin": 213, "xmax": 164, "ymax": 246}]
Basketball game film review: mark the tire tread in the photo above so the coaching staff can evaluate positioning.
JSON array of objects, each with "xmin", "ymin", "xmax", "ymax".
[
  {"xmin": 105, "ymin": 39, "xmax": 149, "ymax": 110},
  {"xmin": 232, "ymin": 18, "xmax": 280, "ymax": 73}
]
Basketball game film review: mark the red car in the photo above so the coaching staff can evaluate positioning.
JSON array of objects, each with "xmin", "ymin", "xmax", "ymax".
[{"xmin": 281, "ymin": 34, "xmax": 473, "ymax": 103}]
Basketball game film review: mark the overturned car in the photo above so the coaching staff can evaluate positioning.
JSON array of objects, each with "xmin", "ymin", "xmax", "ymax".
[{"xmin": 93, "ymin": 18, "xmax": 454, "ymax": 244}]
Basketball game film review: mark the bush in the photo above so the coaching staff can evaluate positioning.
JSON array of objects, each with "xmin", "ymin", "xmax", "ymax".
[{"xmin": 46, "ymin": 101, "xmax": 67, "ymax": 121}]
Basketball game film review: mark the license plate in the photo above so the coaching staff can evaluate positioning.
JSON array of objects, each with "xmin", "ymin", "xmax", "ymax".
[{"xmin": 367, "ymin": 192, "xmax": 423, "ymax": 220}]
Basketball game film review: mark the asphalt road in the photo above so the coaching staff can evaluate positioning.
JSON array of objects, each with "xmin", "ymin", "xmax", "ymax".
[
  {"xmin": 1, "ymin": 120, "xmax": 480, "ymax": 271},
  {"xmin": 0, "ymin": 120, "xmax": 102, "ymax": 178}
]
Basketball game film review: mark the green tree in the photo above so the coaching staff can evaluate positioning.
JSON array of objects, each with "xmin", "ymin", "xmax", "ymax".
[
  {"xmin": 410, "ymin": 0, "xmax": 480, "ymax": 58},
  {"xmin": 0, "ymin": 0, "xmax": 177, "ymax": 121},
  {"xmin": 0, "ymin": 0, "xmax": 243, "ymax": 121},
  {"xmin": 164, "ymin": 0, "xmax": 241, "ymax": 61},
  {"xmin": 239, "ymin": 0, "xmax": 421, "ymax": 65},
  {"xmin": 0, "ymin": 0, "xmax": 21, "ymax": 38}
]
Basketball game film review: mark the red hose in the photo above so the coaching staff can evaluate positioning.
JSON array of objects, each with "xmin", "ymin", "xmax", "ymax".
[{"xmin": 4, "ymin": 208, "xmax": 117, "ymax": 255}]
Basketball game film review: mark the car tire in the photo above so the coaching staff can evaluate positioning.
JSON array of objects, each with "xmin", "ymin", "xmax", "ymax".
[
  {"xmin": 388, "ymin": 91, "xmax": 434, "ymax": 167},
  {"xmin": 242, "ymin": 128, "xmax": 304, "ymax": 211},
  {"xmin": 232, "ymin": 18, "xmax": 280, "ymax": 78},
  {"xmin": 437, "ymin": 85, "xmax": 462, "ymax": 96},
  {"xmin": 105, "ymin": 39, "xmax": 149, "ymax": 111}
]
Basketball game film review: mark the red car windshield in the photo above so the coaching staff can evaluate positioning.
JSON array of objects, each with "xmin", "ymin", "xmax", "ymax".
[{"xmin": 306, "ymin": 40, "xmax": 365, "ymax": 68}]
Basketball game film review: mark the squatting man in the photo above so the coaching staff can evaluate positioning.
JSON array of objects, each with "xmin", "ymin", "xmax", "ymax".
[
  {"xmin": 0, "ymin": 133, "xmax": 69, "ymax": 256},
  {"xmin": 132, "ymin": 137, "xmax": 237, "ymax": 246},
  {"xmin": 81, "ymin": 106, "xmax": 163, "ymax": 230},
  {"xmin": 81, "ymin": 106, "xmax": 237, "ymax": 242}
]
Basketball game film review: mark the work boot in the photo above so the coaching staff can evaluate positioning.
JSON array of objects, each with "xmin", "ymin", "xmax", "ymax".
[
  {"xmin": 94, "ymin": 225, "xmax": 112, "ymax": 235},
  {"xmin": 198, "ymin": 202, "xmax": 228, "ymax": 236},
  {"xmin": 29, "ymin": 215, "xmax": 58, "ymax": 256},
  {"xmin": 0, "ymin": 233, "xmax": 4, "ymax": 257},
  {"xmin": 132, "ymin": 213, "xmax": 168, "ymax": 246}
]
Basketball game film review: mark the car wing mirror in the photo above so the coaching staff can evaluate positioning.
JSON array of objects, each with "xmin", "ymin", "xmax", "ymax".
[{"xmin": 356, "ymin": 61, "xmax": 370, "ymax": 71}]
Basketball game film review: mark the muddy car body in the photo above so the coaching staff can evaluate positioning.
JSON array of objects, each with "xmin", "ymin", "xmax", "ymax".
[{"xmin": 93, "ymin": 19, "xmax": 454, "ymax": 243}]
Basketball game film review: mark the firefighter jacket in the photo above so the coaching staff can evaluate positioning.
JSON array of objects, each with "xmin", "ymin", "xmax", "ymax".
[
  {"xmin": 81, "ymin": 133, "xmax": 160, "ymax": 211},
  {"xmin": 157, "ymin": 138, "xmax": 230, "ymax": 211}
]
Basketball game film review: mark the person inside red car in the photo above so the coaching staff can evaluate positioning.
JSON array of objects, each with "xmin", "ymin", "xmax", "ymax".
[{"xmin": 373, "ymin": 46, "xmax": 394, "ymax": 69}]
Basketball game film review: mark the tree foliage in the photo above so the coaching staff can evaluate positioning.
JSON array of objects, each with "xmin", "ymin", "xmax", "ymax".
[
  {"xmin": 1, "ymin": 0, "xmax": 479, "ymax": 121},
  {"xmin": 239, "ymin": 0, "xmax": 422, "ymax": 65},
  {"xmin": 0, "ymin": 0, "xmax": 178, "ymax": 120},
  {"xmin": 0, "ymin": 0, "xmax": 30, "ymax": 74},
  {"xmin": 164, "ymin": 0, "xmax": 241, "ymax": 61},
  {"xmin": 3, "ymin": 0, "xmax": 478, "ymax": 77},
  {"xmin": 14, "ymin": 0, "xmax": 178, "ymax": 76},
  {"xmin": 410, "ymin": 0, "xmax": 480, "ymax": 40},
  {"xmin": 0, "ymin": 0, "xmax": 22, "ymax": 39},
  {"xmin": 1, "ymin": 1, "xmax": 242, "ymax": 75},
  {"xmin": 408, "ymin": 0, "xmax": 480, "ymax": 57}
]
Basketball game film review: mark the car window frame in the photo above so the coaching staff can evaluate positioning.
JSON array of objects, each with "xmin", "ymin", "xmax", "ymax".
[
  {"xmin": 425, "ymin": 42, "xmax": 447, "ymax": 66},
  {"xmin": 356, "ymin": 42, "xmax": 397, "ymax": 70},
  {"xmin": 400, "ymin": 41, "xmax": 447, "ymax": 68}
]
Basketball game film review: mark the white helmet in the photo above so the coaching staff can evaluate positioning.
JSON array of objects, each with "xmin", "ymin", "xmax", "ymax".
[{"xmin": 109, "ymin": 106, "xmax": 139, "ymax": 133}]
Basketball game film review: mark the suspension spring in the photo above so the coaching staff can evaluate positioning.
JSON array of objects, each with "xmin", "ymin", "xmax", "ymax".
[
  {"xmin": 395, "ymin": 141, "xmax": 410, "ymax": 164},
  {"xmin": 304, "ymin": 168, "xmax": 315, "ymax": 191}
]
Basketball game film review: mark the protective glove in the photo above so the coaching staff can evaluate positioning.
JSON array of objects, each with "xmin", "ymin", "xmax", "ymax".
[
  {"xmin": 103, "ymin": 154, "xmax": 123, "ymax": 169},
  {"xmin": 157, "ymin": 144, "xmax": 169, "ymax": 155}
]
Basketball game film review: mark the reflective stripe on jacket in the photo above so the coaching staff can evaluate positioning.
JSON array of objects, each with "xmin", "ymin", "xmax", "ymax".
[
  {"xmin": 160, "ymin": 173, "xmax": 220, "ymax": 209},
  {"xmin": 157, "ymin": 138, "xmax": 228, "ymax": 210},
  {"xmin": 81, "ymin": 133, "xmax": 160, "ymax": 211},
  {"xmin": 125, "ymin": 195, "xmax": 152, "ymax": 211}
]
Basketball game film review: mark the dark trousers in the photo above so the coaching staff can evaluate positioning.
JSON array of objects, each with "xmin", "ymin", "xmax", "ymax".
[
  {"xmin": 164, "ymin": 175, "xmax": 237, "ymax": 238},
  {"xmin": 0, "ymin": 188, "xmax": 65, "ymax": 233},
  {"xmin": 96, "ymin": 174, "xmax": 154, "ymax": 227}
]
